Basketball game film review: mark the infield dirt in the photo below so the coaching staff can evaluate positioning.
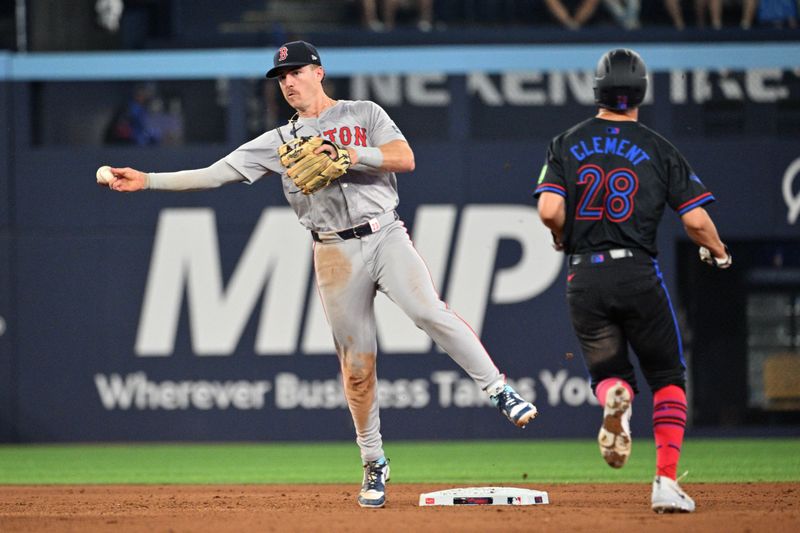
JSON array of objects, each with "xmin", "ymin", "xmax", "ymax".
[{"xmin": 1, "ymin": 483, "xmax": 798, "ymax": 532}]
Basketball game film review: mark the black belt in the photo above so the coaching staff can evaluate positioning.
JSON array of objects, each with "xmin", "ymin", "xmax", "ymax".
[
  {"xmin": 569, "ymin": 248, "xmax": 636, "ymax": 266},
  {"xmin": 311, "ymin": 212, "xmax": 398, "ymax": 243}
]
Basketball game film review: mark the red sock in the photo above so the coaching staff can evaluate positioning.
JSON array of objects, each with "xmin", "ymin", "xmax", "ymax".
[
  {"xmin": 595, "ymin": 378, "xmax": 634, "ymax": 406},
  {"xmin": 653, "ymin": 385, "xmax": 687, "ymax": 480}
]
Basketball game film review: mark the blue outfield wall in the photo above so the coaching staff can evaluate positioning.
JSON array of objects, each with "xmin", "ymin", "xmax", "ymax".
[{"xmin": 1, "ymin": 46, "xmax": 799, "ymax": 442}]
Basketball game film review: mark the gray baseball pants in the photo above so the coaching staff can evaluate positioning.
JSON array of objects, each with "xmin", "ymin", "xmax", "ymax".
[{"xmin": 313, "ymin": 216, "xmax": 502, "ymax": 462}]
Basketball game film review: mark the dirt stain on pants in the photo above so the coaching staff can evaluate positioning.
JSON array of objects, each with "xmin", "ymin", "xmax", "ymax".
[{"xmin": 340, "ymin": 351, "xmax": 381, "ymax": 460}]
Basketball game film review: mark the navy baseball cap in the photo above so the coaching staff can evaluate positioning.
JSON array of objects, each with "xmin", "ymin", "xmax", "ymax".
[{"xmin": 265, "ymin": 41, "xmax": 322, "ymax": 79}]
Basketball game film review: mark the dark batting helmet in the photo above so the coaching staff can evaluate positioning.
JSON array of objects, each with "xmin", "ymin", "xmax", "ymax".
[{"xmin": 593, "ymin": 48, "xmax": 648, "ymax": 110}]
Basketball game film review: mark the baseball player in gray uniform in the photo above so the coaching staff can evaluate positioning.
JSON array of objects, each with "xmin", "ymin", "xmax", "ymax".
[{"xmin": 103, "ymin": 40, "xmax": 537, "ymax": 509}]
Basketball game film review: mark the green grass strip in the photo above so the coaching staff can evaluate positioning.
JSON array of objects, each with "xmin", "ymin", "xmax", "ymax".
[{"xmin": 0, "ymin": 439, "xmax": 797, "ymax": 484}]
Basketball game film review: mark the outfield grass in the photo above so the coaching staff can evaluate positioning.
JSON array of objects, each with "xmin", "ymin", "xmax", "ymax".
[{"xmin": 0, "ymin": 439, "xmax": 798, "ymax": 484}]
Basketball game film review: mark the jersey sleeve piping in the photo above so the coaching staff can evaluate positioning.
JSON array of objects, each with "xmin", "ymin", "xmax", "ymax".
[
  {"xmin": 677, "ymin": 192, "xmax": 715, "ymax": 214},
  {"xmin": 534, "ymin": 183, "xmax": 566, "ymax": 197}
]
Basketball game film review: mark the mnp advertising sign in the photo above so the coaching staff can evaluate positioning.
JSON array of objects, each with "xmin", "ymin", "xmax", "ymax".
[{"xmin": 12, "ymin": 194, "xmax": 596, "ymax": 442}]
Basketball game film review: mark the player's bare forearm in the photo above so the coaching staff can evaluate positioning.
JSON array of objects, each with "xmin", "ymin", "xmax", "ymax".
[
  {"xmin": 379, "ymin": 140, "xmax": 415, "ymax": 173},
  {"xmin": 681, "ymin": 207, "xmax": 727, "ymax": 258},
  {"xmin": 348, "ymin": 140, "xmax": 414, "ymax": 173},
  {"xmin": 538, "ymin": 192, "xmax": 566, "ymax": 242}
]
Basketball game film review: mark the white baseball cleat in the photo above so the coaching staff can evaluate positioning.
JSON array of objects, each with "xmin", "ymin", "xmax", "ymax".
[
  {"xmin": 598, "ymin": 381, "xmax": 632, "ymax": 468},
  {"xmin": 651, "ymin": 475, "xmax": 696, "ymax": 513}
]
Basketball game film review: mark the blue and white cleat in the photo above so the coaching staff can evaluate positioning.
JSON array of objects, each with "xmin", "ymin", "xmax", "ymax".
[
  {"xmin": 491, "ymin": 384, "xmax": 538, "ymax": 428},
  {"xmin": 358, "ymin": 457, "xmax": 390, "ymax": 508}
]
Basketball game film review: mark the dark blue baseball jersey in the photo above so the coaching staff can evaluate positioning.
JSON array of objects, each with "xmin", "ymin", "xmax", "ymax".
[{"xmin": 534, "ymin": 117, "xmax": 714, "ymax": 256}]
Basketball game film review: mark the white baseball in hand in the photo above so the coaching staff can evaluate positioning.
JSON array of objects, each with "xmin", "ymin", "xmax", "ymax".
[{"xmin": 96, "ymin": 165, "xmax": 115, "ymax": 185}]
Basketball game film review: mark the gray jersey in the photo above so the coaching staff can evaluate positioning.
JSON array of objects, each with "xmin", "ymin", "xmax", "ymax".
[{"xmin": 225, "ymin": 100, "xmax": 406, "ymax": 232}]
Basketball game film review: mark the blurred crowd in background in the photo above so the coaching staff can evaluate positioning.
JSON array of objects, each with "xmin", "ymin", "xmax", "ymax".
[
  {"xmin": 1, "ymin": 1, "xmax": 798, "ymax": 54},
  {"xmin": 355, "ymin": 0, "xmax": 796, "ymax": 32}
]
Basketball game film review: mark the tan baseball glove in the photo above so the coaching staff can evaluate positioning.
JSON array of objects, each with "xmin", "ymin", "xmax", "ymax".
[{"xmin": 278, "ymin": 136, "xmax": 352, "ymax": 194}]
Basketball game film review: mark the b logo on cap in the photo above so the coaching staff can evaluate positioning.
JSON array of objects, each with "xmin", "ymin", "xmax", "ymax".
[{"xmin": 278, "ymin": 47, "xmax": 288, "ymax": 62}]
